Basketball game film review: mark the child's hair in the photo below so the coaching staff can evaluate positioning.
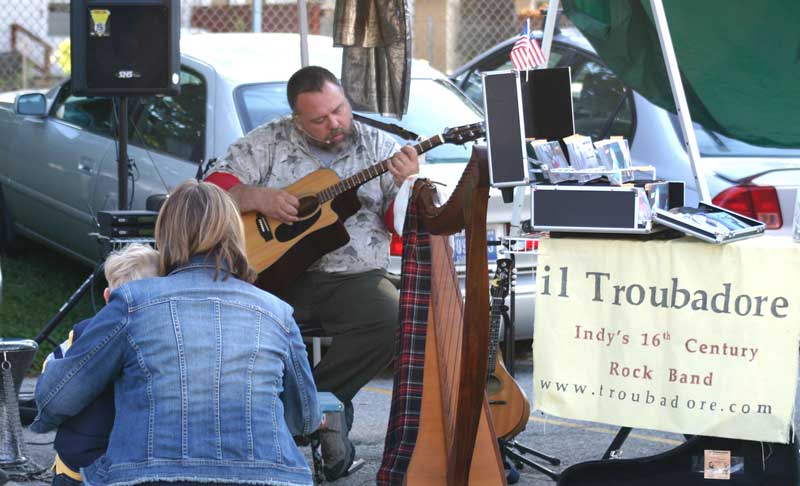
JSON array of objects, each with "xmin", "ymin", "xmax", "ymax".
[{"xmin": 104, "ymin": 243, "xmax": 160, "ymax": 290}]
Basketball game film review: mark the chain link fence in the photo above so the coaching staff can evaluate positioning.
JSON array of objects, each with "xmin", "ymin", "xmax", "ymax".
[
  {"xmin": 0, "ymin": 0, "xmax": 547, "ymax": 92},
  {"xmin": 0, "ymin": 0, "xmax": 336, "ymax": 91},
  {"xmin": 455, "ymin": 0, "xmax": 519, "ymax": 67}
]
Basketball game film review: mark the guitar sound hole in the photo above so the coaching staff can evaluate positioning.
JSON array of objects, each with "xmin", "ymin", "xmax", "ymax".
[
  {"xmin": 487, "ymin": 374, "xmax": 502, "ymax": 395},
  {"xmin": 297, "ymin": 196, "xmax": 320, "ymax": 218}
]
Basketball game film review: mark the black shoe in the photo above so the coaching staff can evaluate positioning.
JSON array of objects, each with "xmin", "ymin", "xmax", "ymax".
[{"xmin": 322, "ymin": 438, "xmax": 355, "ymax": 481}]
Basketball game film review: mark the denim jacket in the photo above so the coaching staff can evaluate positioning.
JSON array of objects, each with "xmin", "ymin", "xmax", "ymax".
[{"xmin": 32, "ymin": 258, "xmax": 321, "ymax": 486}]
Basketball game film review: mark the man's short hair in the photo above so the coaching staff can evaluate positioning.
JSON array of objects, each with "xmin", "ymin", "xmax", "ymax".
[
  {"xmin": 287, "ymin": 66, "xmax": 341, "ymax": 112},
  {"xmin": 104, "ymin": 243, "xmax": 159, "ymax": 290}
]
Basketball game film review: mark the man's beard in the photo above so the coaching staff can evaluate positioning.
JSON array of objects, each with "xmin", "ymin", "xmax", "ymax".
[{"xmin": 310, "ymin": 127, "xmax": 351, "ymax": 151}]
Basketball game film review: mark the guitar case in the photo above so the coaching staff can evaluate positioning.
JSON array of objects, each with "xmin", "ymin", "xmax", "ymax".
[{"xmin": 557, "ymin": 434, "xmax": 800, "ymax": 486}]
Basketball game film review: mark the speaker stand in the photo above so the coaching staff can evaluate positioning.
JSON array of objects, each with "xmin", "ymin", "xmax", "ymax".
[{"xmin": 116, "ymin": 96, "xmax": 130, "ymax": 211}]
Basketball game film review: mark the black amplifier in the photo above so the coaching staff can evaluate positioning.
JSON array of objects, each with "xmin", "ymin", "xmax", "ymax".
[{"xmin": 97, "ymin": 210, "xmax": 158, "ymax": 238}]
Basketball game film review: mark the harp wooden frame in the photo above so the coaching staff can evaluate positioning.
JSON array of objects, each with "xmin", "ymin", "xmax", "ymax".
[{"xmin": 404, "ymin": 146, "xmax": 506, "ymax": 485}]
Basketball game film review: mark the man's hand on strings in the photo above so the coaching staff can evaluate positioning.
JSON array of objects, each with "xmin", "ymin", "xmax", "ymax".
[
  {"xmin": 388, "ymin": 145, "xmax": 420, "ymax": 187},
  {"xmin": 260, "ymin": 187, "xmax": 300, "ymax": 223}
]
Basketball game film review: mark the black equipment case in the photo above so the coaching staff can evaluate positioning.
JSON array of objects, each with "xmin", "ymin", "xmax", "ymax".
[
  {"xmin": 531, "ymin": 181, "xmax": 685, "ymax": 234},
  {"xmin": 557, "ymin": 434, "xmax": 800, "ymax": 486}
]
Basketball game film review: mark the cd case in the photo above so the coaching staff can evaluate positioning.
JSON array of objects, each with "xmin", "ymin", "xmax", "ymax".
[{"xmin": 652, "ymin": 203, "xmax": 765, "ymax": 244}]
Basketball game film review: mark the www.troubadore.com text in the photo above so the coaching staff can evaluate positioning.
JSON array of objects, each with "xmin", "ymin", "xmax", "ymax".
[{"xmin": 538, "ymin": 380, "xmax": 773, "ymax": 416}]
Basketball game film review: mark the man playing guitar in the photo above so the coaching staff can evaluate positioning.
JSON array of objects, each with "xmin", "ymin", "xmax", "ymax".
[{"xmin": 205, "ymin": 65, "xmax": 419, "ymax": 481}]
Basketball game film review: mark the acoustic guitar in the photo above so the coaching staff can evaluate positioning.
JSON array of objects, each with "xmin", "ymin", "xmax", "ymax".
[
  {"xmin": 487, "ymin": 258, "xmax": 531, "ymax": 439},
  {"xmin": 244, "ymin": 122, "xmax": 485, "ymax": 295}
]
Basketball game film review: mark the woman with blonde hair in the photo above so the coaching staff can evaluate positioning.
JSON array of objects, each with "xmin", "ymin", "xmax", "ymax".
[{"xmin": 33, "ymin": 180, "xmax": 321, "ymax": 486}]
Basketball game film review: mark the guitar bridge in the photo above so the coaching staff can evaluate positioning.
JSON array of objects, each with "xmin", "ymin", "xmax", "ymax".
[{"xmin": 256, "ymin": 214, "xmax": 273, "ymax": 242}]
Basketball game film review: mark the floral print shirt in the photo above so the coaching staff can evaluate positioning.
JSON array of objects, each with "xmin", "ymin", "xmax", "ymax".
[{"xmin": 212, "ymin": 116, "xmax": 400, "ymax": 274}]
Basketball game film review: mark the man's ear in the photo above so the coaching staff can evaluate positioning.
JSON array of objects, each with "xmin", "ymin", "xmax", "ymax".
[{"xmin": 103, "ymin": 288, "xmax": 111, "ymax": 304}]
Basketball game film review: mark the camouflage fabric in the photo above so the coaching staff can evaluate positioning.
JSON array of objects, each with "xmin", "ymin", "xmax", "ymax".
[{"xmin": 213, "ymin": 116, "xmax": 401, "ymax": 274}]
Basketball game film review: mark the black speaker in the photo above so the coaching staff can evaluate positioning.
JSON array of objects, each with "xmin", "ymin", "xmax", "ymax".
[{"xmin": 70, "ymin": 0, "xmax": 180, "ymax": 96}]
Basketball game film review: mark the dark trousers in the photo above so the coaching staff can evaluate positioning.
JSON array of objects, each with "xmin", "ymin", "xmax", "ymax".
[{"xmin": 282, "ymin": 269, "xmax": 399, "ymax": 404}]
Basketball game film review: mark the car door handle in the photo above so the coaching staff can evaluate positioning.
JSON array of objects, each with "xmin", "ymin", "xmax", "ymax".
[{"xmin": 78, "ymin": 160, "xmax": 94, "ymax": 174}]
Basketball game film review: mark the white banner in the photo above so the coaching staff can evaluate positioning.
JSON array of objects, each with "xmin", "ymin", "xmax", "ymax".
[{"xmin": 533, "ymin": 236, "xmax": 800, "ymax": 443}]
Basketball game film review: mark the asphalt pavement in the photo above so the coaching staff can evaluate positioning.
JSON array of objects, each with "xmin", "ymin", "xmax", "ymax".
[{"xmin": 5, "ymin": 341, "xmax": 699, "ymax": 486}]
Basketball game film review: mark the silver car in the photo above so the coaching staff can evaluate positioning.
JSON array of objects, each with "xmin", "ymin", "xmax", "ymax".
[
  {"xmin": 451, "ymin": 27, "xmax": 800, "ymax": 236},
  {"xmin": 0, "ymin": 33, "xmax": 540, "ymax": 338}
]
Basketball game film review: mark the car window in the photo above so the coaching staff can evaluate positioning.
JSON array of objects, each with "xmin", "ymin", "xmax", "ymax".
[
  {"xmin": 360, "ymin": 79, "xmax": 484, "ymax": 163},
  {"xmin": 237, "ymin": 83, "xmax": 289, "ymax": 132},
  {"xmin": 566, "ymin": 51, "xmax": 634, "ymax": 141},
  {"xmin": 51, "ymin": 83, "xmax": 114, "ymax": 136},
  {"xmin": 234, "ymin": 79, "xmax": 484, "ymax": 164},
  {"xmin": 129, "ymin": 69, "xmax": 206, "ymax": 163},
  {"xmin": 458, "ymin": 48, "xmax": 563, "ymax": 107},
  {"xmin": 455, "ymin": 41, "xmax": 634, "ymax": 142}
]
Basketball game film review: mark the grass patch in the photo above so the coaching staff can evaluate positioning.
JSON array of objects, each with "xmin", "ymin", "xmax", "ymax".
[{"xmin": 1, "ymin": 238, "xmax": 106, "ymax": 374}]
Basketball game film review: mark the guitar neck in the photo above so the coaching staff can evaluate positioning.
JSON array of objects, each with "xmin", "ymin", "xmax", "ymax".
[
  {"xmin": 487, "ymin": 294, "xmax": 504, "ymax": 375},
  {"xmin": 316, "ymin": 134, "xmax": 445, "ymax": 203}
]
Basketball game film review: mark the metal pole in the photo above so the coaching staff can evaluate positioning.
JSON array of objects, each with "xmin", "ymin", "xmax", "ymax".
[
  {"xmin": 118, "ymin": 97, "xmax": 129, "ymax": 210},
  {"xmin": 540, "ymin": 0, "xmax": 560, "ymax": 63},
  {"xmin": 35, "ymin": 263, "xmax": 104, "ymax": 346},
  {"xmin": 297, "ymin": 0, "xmax": 309, "ymax": 67},
  {"xmin": 253, "ymin": 0, "xmax": 262, "ymax": 33},
  {"xmin": 649, "ymin": 0, "xmax": 710, "ymax": 201}
]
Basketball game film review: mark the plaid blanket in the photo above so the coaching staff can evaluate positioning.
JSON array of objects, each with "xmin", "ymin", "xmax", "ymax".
[{"xmin": 376, "ymin": 196, "xmax": 431, "ymax": 485}]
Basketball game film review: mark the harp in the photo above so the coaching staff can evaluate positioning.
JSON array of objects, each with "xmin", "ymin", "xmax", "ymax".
[{"xmin": 404, "ymin": 146, "xmax": 506, "ymax": 485}]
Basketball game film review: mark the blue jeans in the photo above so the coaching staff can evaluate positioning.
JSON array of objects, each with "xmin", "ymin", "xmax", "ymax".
[
  {"xmin": 137, "ymin": 483, "xmax": 261, "ymax": 486},
  {"xmin": 52, "ymin": 474, "xmax": 82, "ymax": 486},
  {"xmin": 52, "ymin": 476, "xmax": 271, "ymax": 486}
]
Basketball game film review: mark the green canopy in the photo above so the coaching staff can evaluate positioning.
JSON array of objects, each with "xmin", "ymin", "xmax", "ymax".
[{"xmin": 562, "ymin": 0, "xmax": 800, "ymax": 148}]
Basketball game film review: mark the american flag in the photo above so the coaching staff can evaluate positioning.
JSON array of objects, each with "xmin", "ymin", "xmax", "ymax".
[{"xmin": 509, "ymin": 25, "xmax": 546, "ymax": 70}]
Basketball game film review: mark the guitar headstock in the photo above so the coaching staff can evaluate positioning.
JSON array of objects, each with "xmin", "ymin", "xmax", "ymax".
[
  {"xmin": 442, "ymin": 122, "xmax": 486, "ymax": 145},
  {"xmin": 490, "ymin": 258, "xmax": 514, "ymax": 299}
]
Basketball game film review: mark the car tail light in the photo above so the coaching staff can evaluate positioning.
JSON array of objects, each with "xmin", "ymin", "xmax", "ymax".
[
  {"xmin": 390, "ymin": 233, "xmax": 403, "ymax": 256},
  {"xmin": 712, "ymin": 185, "xmax": 783, "ymax": 229}
]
